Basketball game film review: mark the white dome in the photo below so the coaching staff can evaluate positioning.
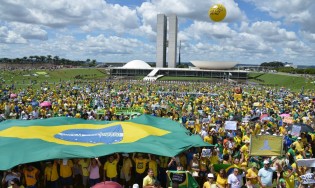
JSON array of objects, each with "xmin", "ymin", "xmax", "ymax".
[
  {"xmin": 123, "ymin": 60, "xmax": 151, "ymax": 69},
  {"xmin": 190, "ymin": 61, "xmax": 237, "ymax": 70}
]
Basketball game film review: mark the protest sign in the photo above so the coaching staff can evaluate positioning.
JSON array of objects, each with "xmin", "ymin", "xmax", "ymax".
[
  {"xmin": 250, "ymin": 135, "xmax": 283, "ymax": 156},
  {"xmin": 224, "ymin": 121, "xmax": 237, "ymax": 130},
  {"xmin": 297, "ymin": 159, "xmax": 315, "ymax": 167},
  {"xmin": 300, "ymin": 173, "xmax": 315, "ymax": 184},
  {"xmin": 291, "ymin": 125, "xmax": 301, "ymax": 137},
  {"xmin": 202, "ymin": 118, "xmax": 210, "ymax": 123},
  {"xmin": 167, "ymin": 171, "xmax": 199, "ymax": 188},
  {"xmin": 201, "ymin": 149, "xmax": 211, "ymax": 157}
]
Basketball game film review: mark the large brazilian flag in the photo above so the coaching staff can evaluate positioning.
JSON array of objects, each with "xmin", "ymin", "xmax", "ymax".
[{"xmin": 0, "ymin": 115, "xmax": 211, "ymax": 170}]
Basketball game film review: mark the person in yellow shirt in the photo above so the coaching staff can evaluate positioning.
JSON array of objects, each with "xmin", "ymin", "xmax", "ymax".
[
  {"xmin": 103, "ymin": 153, "xmax": 120, "ymax": 182},
  {"xmin": 121, "ymin": 154, "xmax": 133, "ymax": 188},
  {"xmin": 240, "ymin": 140, "xmax": 250, "ymax": 162},
  {"xmin": 282, "ymin": 166, "xmax": 296, "ymax": 188},
  {"xmin": 202, "ymin": 173, "xmax": 216, "ymax": 188},
  {"xmin": 23, "ymin": 164, "xmax": 40, "ymax": 188},
  {"xmin": 133, "ymin": 153, "xmax": 151, "ymax": 187},
  {"xmin": 216, "ymin": 169, "xmax": 228, "ymax": 188},
  {"xmin": 143, "ymin": 168, "xmax": 155, "ymax": 188},
  {"xmin": 292, "ymin": 137, "xmax": 304, "ymax": 152},
  {"xmin": 242, "ymin": 131, "xmax": 251, "ymax": 144},
  {"xmin": 59, "ymin": 159, "xmax": 74, "ymax": 188},
  {"xmin": 78, "ymin": 158, "xmax": 90, "ymax": 188},
  {"xmin": 148, "ymin": 155, "xmax": 158, "ymax": 178},
  {"xmin": 279, "ymin": 123, "xmax": 287, "ymax": 135},
  {"xmin": 44, "ymin": 161, "xmax": 59, "ymax": 188},
  {"xmin": 246, "ymin": 163, "xmax": 259, "ymax": 187}
]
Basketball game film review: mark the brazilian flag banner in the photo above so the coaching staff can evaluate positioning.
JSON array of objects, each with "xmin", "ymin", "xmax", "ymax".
[
  {"xmin": 0, "ymin": 115, "xmax": 211, "ymax": 170},
  {"xmin": 249, "ymin": 135, "xmax": 284, "ymax": 156},
  {"xmin": 167, "ymin": 170, "xmax": 199, "ymax": 188}
]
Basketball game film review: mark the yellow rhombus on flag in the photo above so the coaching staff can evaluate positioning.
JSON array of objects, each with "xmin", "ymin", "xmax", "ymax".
[{"xmin": 250, "ymin": 135, "xmax": 284, "ymax": 156}]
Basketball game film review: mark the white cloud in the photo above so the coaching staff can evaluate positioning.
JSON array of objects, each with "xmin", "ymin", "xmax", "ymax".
[{"xmin": 0, "ymin": 25, "xmax": 27, "ymax": 43}]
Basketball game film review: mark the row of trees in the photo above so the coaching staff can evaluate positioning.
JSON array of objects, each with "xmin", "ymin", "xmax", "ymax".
[
  {"xmin": 0, "ymin": 55, "xmax": 97, "ymax": 67},
  {"xmin": 260, "ymin": 61, "xmax": 315, "ymax": 74}
]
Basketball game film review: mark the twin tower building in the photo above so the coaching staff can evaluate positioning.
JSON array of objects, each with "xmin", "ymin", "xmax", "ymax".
[{"xmin": 156, "ymin": 14, "xmax": 178, "ymax": 68}]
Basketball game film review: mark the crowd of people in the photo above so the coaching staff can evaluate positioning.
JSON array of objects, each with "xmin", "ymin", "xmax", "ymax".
[{"xmin": 1, "ymin": 79, "xmax": 315, "ymax": 188}]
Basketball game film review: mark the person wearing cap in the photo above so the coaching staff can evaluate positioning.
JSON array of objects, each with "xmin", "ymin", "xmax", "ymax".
[
  {"xmin": 246, "ymin": 163, "xmax": 259, "ymax": 188},
  {"xmin": 257, "ymin": 159, "xmax": 277, "ymax": 188},
  {"xmin": 121, "ymin": 153, "xmax": 133, "ymax": 188},
  {"xmin": 292, "ymin": 137, "xmax": 304, "ymax": 153},
  {"xmin": 202, "ymin": 173, "xmax": 216, "ymax": 188}
]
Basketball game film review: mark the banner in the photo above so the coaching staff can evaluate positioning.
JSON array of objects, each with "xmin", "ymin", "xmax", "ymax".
[
  {"xmin": 0, "ymin": 115, "xmax": 212, "ymax": 170},
  {"xmin": 249, "ymin": 135, "xmax": 283, "ymax": 156},
  {"xmin": 300, "ymin": 173, "xmax": 315, "ymax": 184},
  {"xmin": 167, "ymin": 171, "xmax": 199, "ymax": 188},
  {"xmin": 297, "ymin": 159, "xmax": 315, "ymax": 167},
  {"xmin": 225, "ymin": 121, "xmax": 237, "ymax": 130},
  {"xmin": 291, "ymin": 125, "xmax": 301, "ymax": 137}
]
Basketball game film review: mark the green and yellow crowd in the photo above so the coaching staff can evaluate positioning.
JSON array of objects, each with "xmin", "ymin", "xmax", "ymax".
[{"xmin": 0, "ymin": 79, "xmax": 315, "ymax": 188}]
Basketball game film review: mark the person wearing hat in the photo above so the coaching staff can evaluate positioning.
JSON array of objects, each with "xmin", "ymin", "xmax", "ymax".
[
  {"xmin": 257, "ymin": 159, "xmax": 277, "ymax": 188},
  {"xmin": 240, "ymin": 140, "xmax": 250, "ymax": 163},
  {"xmin": 246, "ymin": 163, "xmax": 259, "ymax": 188},
  {"xmin": 121, "ymin": 153, "xmax": 133, "ymax": 188},
  {"xmin": 202, "ymin": 173, "xmax": 216, "ymax": 188},
  {"xmin": 292, "ymin": 137, "xmax": 304, "ymax": 153},
  {"xmin": 282, "ymin": 166, "xmax": 297, "ymax": 188}
]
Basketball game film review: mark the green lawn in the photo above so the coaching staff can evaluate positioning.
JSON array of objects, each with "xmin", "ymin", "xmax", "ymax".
[
  {"xmin": 159, "ymin": 76, "xmax": 220, "ymax": 81},
  {"xmin": 0, "ymin": 68, "xmax": 108, "ymax": 89},
  {"xmin": 248, "ymin": 72, "xmax": 315, "ymax": 92}
]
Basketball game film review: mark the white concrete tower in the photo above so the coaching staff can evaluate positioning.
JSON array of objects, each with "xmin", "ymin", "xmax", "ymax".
[
  {"xmin": 156, "ymin": 14, "xmax": 167, "ymax": 68},
  {"xmin": 167, "ymin": 15, "xmax": 178, "ymax": 68}
]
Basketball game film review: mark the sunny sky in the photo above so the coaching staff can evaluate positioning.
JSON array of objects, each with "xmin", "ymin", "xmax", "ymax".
[{"xmin": 0, "ymin": 0, "xmax": 315, "ymax": 65}]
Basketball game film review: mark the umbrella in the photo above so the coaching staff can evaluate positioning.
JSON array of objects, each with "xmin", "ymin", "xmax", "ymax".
[
  {"xmin": 31, "ymin": 101, "xmax": 39, "ymax": 107},
  {"xmin": 289, "ymin": 124, "xmax": 314, "ymax": 133},
  {"xmin": 92, "ymin": 181, "xmax": 123, "ymax": 188},
  {"xmin": 10, "ymin": 94, "xmax": 17, "ymax": 98},
  {"xmin": 39, "ymin": 101, "xmax": 52, "ymax": 107},
  {"xmin": 261, "ymin": 116, "xmax": 272, "ymax": 122},
  {"xmin": 280, "ymin": 114, "xmax": 290, "ymax": 118},
  {"xmin": 250, "ymin": 115, "xmax": 260, "ymax": 121}
]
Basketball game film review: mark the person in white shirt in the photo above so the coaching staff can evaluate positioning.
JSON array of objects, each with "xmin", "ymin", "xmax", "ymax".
[{"xmin": 228, "ymin": 168, "xmax": 245, "ymax": 188}]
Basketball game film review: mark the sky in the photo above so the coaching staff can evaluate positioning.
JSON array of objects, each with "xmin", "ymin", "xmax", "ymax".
[{"xmin": 0, "ymin": 0, "xmax": 315, "ymax": 66}]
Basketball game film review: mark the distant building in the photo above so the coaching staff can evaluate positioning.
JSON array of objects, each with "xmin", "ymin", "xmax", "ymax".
[{"xmin": 156, "ymin": 14, "xmax": 178, "ymax": 68}]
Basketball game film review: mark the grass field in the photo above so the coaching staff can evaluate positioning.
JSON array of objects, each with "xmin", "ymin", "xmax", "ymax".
[
  {"xmin": 0, "ymin": 68, "xmax": 108, "ymax": 89},
  {"xmin": 1, "ymin": 68, "xmax": 314, "ymax": 92},
  {"xmin": 248, "ymin": 72, "xmax": 315, "ymax": 92}
]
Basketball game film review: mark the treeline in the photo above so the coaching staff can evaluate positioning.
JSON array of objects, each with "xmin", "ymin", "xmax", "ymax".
[
  {"xmin": 260, "ymin": 61, "xmax": 284, "ymax": 67},
  {"xmin": 260, "ymin": 61, "xmax": 315, "ymax": 75},
  {"xmin": 277, "ymin": 67, "xmax": 315, "ymax": 74},
  {"xmin": 0, "ymin": 55, "xmax": 97, "ymax": 67}
]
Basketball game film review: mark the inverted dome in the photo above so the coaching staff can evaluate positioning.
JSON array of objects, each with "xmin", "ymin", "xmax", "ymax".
[
  {"xmin": 123, "ymin": 60, "xmax": 152, "ymax": 69},
  {"xmin": 190, "ymin": 61, "xmax": 237, "ymax": 70}
]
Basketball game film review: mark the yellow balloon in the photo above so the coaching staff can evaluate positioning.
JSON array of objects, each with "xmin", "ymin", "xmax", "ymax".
[{"xmin": 209, "ymin": 4, "xmax": 226, "ymax": 22}]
